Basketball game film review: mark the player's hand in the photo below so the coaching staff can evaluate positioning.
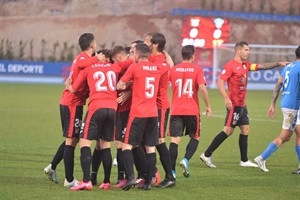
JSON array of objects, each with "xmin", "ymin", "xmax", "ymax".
[
  {"xmin": 96, "ymin": 52, "xmax": 105, "ymax": 61},
  {"xmin": 117, "ymin": 90, "xmax": 132, "ymax": 105},
  {"xmin": 205, "ymin": 106, "xmax": 212, "ymax": 118},
  {"xmin": 225, "ymin": 97, "xmax": 233, "ymax": 111},
  {"xmin": 64, "ymin": 77, "xmax": 72, "ymax": 89},
  {"xmin": 267, "ymin": 104, "xmax": 275, "ymax": 118}
]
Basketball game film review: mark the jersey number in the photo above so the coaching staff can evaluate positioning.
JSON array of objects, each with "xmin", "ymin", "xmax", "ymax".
[
  {"xmin": 94, "ymin": 71, "xmax": 117, "ymax": 91},
  {"xmin": 175, "ymin": 78, "xmax": 194, "ymax": 98},
  {"xmin": 145, "ymin": 77, "xmax": 155, "ymax": 98}
]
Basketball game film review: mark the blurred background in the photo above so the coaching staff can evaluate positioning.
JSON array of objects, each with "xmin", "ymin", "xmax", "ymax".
[{"xmin": 0, "ymin": 0, "xmax": 299, "ymax": 87}]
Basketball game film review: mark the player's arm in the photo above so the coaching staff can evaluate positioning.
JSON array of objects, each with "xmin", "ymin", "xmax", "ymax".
[
  {"xmin": 77, "ymin": 53, "xmax": 105, "ymax": 69},
  {"xmin": 117, "ymin": 58, "xmax": 134, "ymax": 72},
  {"xmin": 268, "ymin": 77, "xmax": 283, "ymax": 118},
  {"xmin": 117, "ymin": 64, "xmax": 134, "ymax": 90},
  {"xmin": 66, "ymin": 70, "xmax": 87, "ymax": 93},
  {"xmin": 256, "ymin": 62, "xmax": 289, "ymax": 70},
  {"xmin": 163, "ymin": 51, "xmax": 174, "ymax": 68},
  {"xmin": 199, "ymin": 84, "xmax": 212, "ymax": 118},
  {"xmin": 117, "ymin": 80, "xmax": 127, "ymax": 90},
  {"xmin": 217, "ymin": 79, "xmax": 232, "ymax": 110}
]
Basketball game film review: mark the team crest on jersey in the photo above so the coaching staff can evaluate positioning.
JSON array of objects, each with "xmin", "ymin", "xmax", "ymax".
[{"xmin": 222, "ymin": 69, "xmax": 226, "ymax": 74}]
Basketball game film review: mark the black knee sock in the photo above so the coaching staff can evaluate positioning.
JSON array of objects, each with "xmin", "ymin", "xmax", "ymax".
[
  {"xmin": 169, "ymin": 142, "xmax": 178, "ymax": 171},
  {"xmin": 204, "ymin": 131, "xmax": 228, "ymax": 157},
  {"xmin": 101, "ymin": 148, "xmax": 112, "ymax": 183},
  {"xmin": 239, "ymin": 134, "xmax": 248, "ymax": 162},
  {"xmin": 91, "ymin": 148, "xmax": 102, "ymax": 177},
  {"xmin": 116, "ymin": 148, "xmax": 125, "ymax": 180},
  {"xmin": 156, "ymin": 143, "xmax": 173, "ymax": 179},
  {"xmin": 122, "ymin": 149, "xmax": 134, "ymax": 180},
  {"xmin": 132, "ymin": 146, "xmax": 147, "ymax": 179},
  {"xmin": 80, "ymin": 147, "xmax": 92, "ymax": 183},
  {"xmin": 184, "ymin": 138, "xmax": 199, "ymax": 160},
  {"xmin": 51, "ymin": 141, "xmax": 65, "ymax": 170},
  {"xmin": 63, "ymin": 145, "xmax": 75, "ymax": 182},
  {"xmin": 146, "ymin": 153, "xmax": 156, "ymax": 184}
]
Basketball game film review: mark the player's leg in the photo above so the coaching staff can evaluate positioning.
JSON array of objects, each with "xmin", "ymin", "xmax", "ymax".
[
  {"xmin": 63, "ymin": 105, "xmax": 82, "ymax": 187},
  {"xmin": 139, "ymin": 117, "xmax": 162, "ymax": 190},
  {"xmin": 255, "ymin": 108, "xmax": 297, "ymax": 172},
  {"xmin": 122, "ymin": 117, "xmax": 143, "ymax": 191},
  {"xmin": 237, "ymin": 107, "xmax": 257, "ymax": 167},
  {"xmin": 98, "ymin": 108, "xmax": 116, "ymax": 190},
  {"xmin": 180, "ymin": 115, "xmax": 200, "ymax": 178},
  {"xmin": 293, "ymin": 121, "xmax": 300, "ymax": 174},
  {"xmin": 156, "ymin": 108, "xmax": 173, "ymax": 185},
  {"xmin": 44, "ymin": 141, "xmax": 65, "ymax": 184},
  {"xmin": 90, "ymin": 141, "xmax": 102, "ymax": 185},
  {"xmin": 168, "ymin": 116, "xmax": 183, "ymax": 179},
  {"xmin": 71, "ymin": 109, "xmax": 98, "ymax": 191}
]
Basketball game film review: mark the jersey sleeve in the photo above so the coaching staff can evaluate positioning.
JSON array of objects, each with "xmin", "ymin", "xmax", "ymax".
[
  {"xmin": 117, "ymin": 58, "xmax": 134, "ymax": 72},
  {"xmin": 76, "ymin": 55, "xmax": 98, "ymax": 69},
  {"xmin": 120, "ymin": 63, "xmax": 135, "ymax": 83},
  {"xmin": 197, "ymin": 68, "xmax": 207, "ymax": 85},
  {"xmin": 219, "ymin": 63, "xmax": 233, "ymax": 81},
  {"xmin": 72, "ymin": 68, "xmax": 88, "ymax": 92}
]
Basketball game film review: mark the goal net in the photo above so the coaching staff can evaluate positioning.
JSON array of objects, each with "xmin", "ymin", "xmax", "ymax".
[{"xmin": 210, "ymin": 44, "xmax": 298, "ymax": 90}]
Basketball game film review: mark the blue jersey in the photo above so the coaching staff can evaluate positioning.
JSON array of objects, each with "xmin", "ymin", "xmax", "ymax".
[{"xmin": 280, "ymin": 61, "xmax": 300, "ymax": 109}]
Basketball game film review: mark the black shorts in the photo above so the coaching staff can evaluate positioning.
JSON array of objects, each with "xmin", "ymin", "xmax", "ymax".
[
  {"xmin": 80, "ymin": 108, "xmax": 116, "ymax": 141},
  {"xmin": 224, "ymin": 106, "xmax": 249, "ymax": 128},
  {"xmin": 158, "ymin": 108, "xmax": 170, "ymax": 138},
  {"xmin": 60, "ymin": 104, "xmax": 83, "ymax": 138},
  {"xmin": 124, "ymin": 116, "xmax": 159, "ymax": 147},
  {"xmin": 115, "ymin": 110, "xmax": 130, "ymax": 142},
  {"xmin": 169, "ymin": 115, "xmax": 200, "ymax": 139}
]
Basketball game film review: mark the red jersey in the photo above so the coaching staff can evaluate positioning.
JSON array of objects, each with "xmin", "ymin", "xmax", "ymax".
[
  {"xmin": 149, "ymin": 53, "xmax": 170, "ymax": 109},
  {"xmin": 60, "ymin": 52, "xmax": 98, "ymax": 106},
  {"xmin": 169, "ymin": 62, "xmax": 206, "ymax": 115},
  {"xmin": 219, "ymin": 59, "xmax": 258, "ymax": 106},
  {"xmin": 120, "ymin": 61, "xmax": 163, "ymax": 117},
  {"xmin": 72, "ymin": 59, "xmax": 133, "ymax": 111}
]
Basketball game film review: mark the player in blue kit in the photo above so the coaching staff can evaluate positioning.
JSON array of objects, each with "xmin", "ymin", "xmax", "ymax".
[{"xmin": 254, "ymin": 46, "xmax": 300, "ymax": 173}]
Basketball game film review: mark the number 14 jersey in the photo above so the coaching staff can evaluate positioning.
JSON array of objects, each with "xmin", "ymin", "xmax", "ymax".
[{"xmin": 169, "ymin": 62, "xmax": 207, "ymax": 115}]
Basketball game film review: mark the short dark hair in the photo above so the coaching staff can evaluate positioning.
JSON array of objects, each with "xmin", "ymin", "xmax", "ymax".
[
  {"xmin": 131, "ymin": 40, "xmax": 144, "ymax": 45},
  {"xmin": 78, "ymin": 33, "xmax": 95, "ymax": 51},
  {"xmin": 181, "ymin": 45, "xmax": 195, "ymax": 60},
  {"xmin": 295, "ymin": 46, "xmax": 300, "ymax": 59},
  {"xmin": 110, "ymin": 46, "xmax": 127, "ymax": 62},
  {"xmin": 110, "ymin": 46, "xmax": 126, "ymax": 58},
  {"xmin": 235, "ymin": 41, "xmax": 248, "ymax": 51},
  {"xmin": 135, "ymin": 43, "xmax": 150, "ymax": 59},
  {"xmin": 147, "ymin": 32, "xmax": 166, "ymax": 53}
]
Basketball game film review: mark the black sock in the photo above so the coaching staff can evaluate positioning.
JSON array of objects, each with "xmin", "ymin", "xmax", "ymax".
[
  {"xmin": 51, "ymin": 141, "xmax": 65, "ymax": 170},
  {"xmin": 116, "ymin": 148, "xmax": 125, "ymax": 180},
  {"xmin": 169, "ymin": 142, "xmax": 178, "ymax": 171},
  {"xmin": 146, "ymin": 153, "xmax": 156, "ymax": 184},
  {"xmin": 184, "ymin": 138, "xmax": 199, "ymax": 160},
  {"xmin": 91, "ymin": 148, "xmax": 102, "ymax": 177},
  {"xmin": 80, "ymin": 147, "xmax": 92, "ymax": 183},
  {"xmin": 156, "ymin": 143, "xmax": 173, "ymax": 179},
  {"xmin": 132, "ymin": 146, "xmax": 147, "ymax": 179},
  {"xmin": 122, "ymin": 149, "xmax": 134, "ymax": 180},
  {"xmin": 239, "ymin": 134, "xmax": 248, "ymax": 162},
  {"xmin": 101, "ymin": 148, "xmax": 112, "ymax": 183},
  {"xmin": 204, "ymin": 131, "xmax": 228, "ymax": 157},
  {"xmin": 63, "ymin": 145, "xmax": 75, "ymax": 182}
]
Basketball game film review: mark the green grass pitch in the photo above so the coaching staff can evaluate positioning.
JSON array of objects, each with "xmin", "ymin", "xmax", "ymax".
[{"xmin": 0, "ymin": 83, "xmax": 299, "ymax": 200}]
